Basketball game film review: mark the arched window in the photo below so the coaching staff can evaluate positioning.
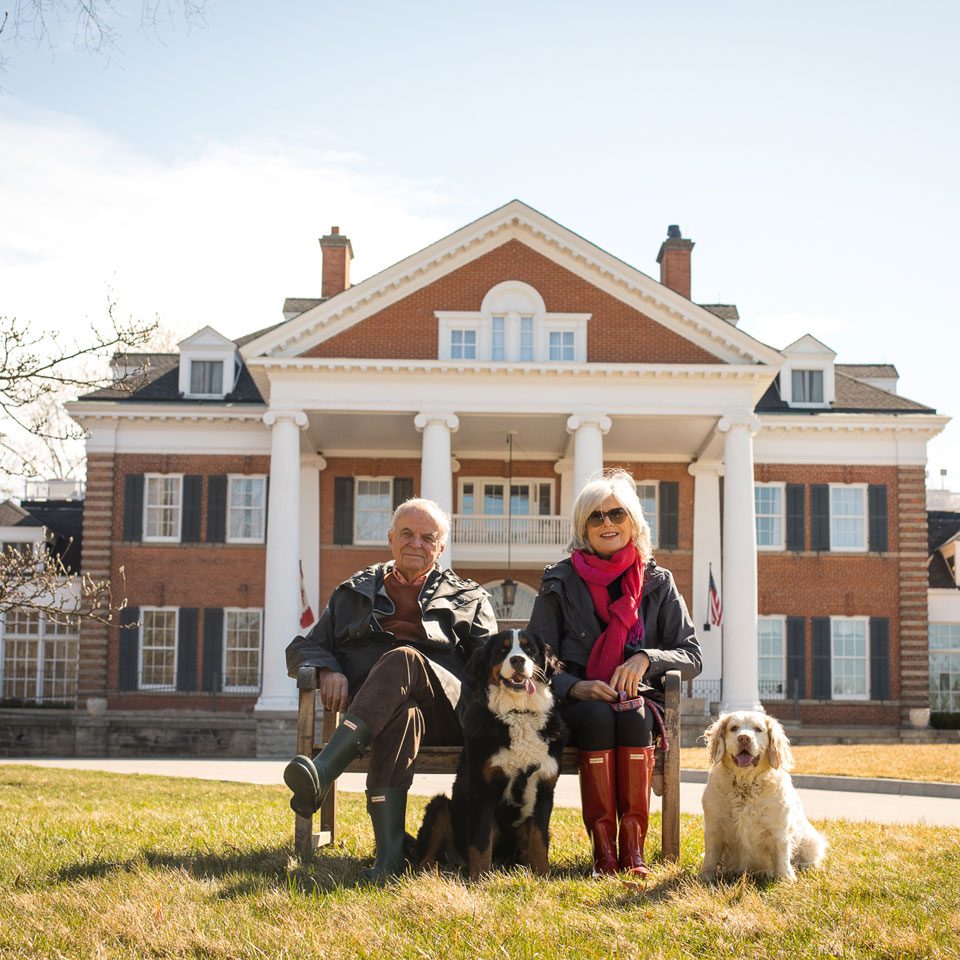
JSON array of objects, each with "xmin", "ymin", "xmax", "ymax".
[{"xmin": 483, "ymin": 580, "xmax": 538, "ymax": 621}]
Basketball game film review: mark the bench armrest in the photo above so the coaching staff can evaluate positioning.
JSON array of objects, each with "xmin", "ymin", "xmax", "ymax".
[{"xmin": 297, "ymin": 665, "xmax": 321, "ymax": 690}]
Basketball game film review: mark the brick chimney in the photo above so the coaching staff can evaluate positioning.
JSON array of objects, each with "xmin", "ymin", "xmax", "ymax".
[
  {"xmin": 656, "ymin": 224, "xmax": 695, "ymax": 300},
  {"xmin": 319, "ymin": 226, "xmax": 354, "ymax": 298}
]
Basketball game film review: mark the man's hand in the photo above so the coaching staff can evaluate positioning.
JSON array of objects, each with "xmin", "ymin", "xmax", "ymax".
[
  {"xmin": 569, "ymin": 679, "xmax": 618, "ymax": 702},
  {"xmin": 609, "ymin": 652, "xmax": 650, "ymax": 697},
  {"xmin": 318, "ymin": 669, "xmax": 349, "ymax": 713}
]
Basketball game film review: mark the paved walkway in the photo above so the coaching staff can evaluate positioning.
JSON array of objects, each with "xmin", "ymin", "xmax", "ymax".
[{"xmin": 4, "ymin": 758, "xmax": 960, "ymax": 827}]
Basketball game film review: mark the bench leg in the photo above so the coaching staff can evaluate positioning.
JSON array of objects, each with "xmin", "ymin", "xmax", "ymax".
[
  {"xmin": 294, "ymin": 686, "xmax": 318, "ymax": 859},
  {"xmin": 661, "ymin": 671, "xmax": 681, "ymax": 862},
  {"xmin": 317, "ymin": 708, "xmax": 338, "ymax": 847}
]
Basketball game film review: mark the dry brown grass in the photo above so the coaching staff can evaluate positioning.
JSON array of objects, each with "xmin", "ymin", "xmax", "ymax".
[
  {"xmin": 1, "ymin": 766, "xmax": 959, "ymax": 959},
  {"xmin": 680, "ymin": 742, "xmax": 960, "ymax": 782}
]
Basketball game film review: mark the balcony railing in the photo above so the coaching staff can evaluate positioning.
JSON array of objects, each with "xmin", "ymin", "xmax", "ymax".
[{"xmin": 451, "ymin": 514, "xmax": 569, "ymax": 547}]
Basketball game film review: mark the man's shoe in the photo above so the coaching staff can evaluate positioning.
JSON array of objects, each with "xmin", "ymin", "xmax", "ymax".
[{"xmin": 283, "ymin": 713, "xmax": 373, "ymax": 817}]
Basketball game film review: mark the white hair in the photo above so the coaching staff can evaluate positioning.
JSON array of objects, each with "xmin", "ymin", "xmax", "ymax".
[
  {"xmin": 390, "ymin": 497, "xmax": 450, "ymax": 542},
  {"xmin": 568, "ymin": 468, "xmax": 652, "ymax": 561}
]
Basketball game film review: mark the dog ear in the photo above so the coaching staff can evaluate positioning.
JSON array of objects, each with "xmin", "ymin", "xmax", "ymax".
[
  {"xmin": 765, "ymin": 715, "xmax": 794, "ymax": 771},
  {"xmin": 704, "ymin": 714, "xmax": 729, "ymax": 765},
  {"xmin": 541, "ymin": 640, "xmax": 562, "ymax": 680},
  {"xmin": 463, "ymin": 635, "xmax": 497, "ymax": 695}
]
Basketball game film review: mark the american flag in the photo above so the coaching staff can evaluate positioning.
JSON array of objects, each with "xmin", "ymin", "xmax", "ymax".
[
  {"xmin": 299, "ymin": 561, "xmax": 315, "ymax": 630},
  {"xmin": 708, "ymin": 566, "xmax": 723, "ymax": 627}
]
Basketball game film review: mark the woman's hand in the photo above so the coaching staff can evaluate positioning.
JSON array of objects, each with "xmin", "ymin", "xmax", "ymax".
[
  {"xmin": 610, "ymin": 652, "xmax": 650, "ymax": 697},
  {"xmin": 569, "ymin": 679, "xmax": 618, "ymax": 702}
]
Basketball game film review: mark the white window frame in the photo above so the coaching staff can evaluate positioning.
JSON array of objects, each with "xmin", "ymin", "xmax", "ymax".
[
  {"xmin": 449, "ymin": 328, "xmax": 478, "ymax": 361},
  {"xmin": 354, "ymin": 477, "xmax": 395, "ymax": 545},
  {"xmin": 457, "ymin": 477, "xmax": 555, "ymax": 516},
  {"xmin": 830, "ymin": 615, "xmax": 870, "ymax": 701},
  {"xmin": 188, "ymin": 359, "xmax": 226, "ymax": 398},
  {"xmin": 757, "ymin": 615, "xmax": 787, "ymax": 700},
  {"xmin": 829, "ymin": 483, "xmax": 867, "ymax": 553},
  {"xmin": 177, "ymin": 328, "xmax": 237, "ymax": 399},
  {"xmin": 222, "ymin": 608, "xmax": 263, "ymax": 693},
  {"xmin": 754, "ymin": 482, "xmax": 785, "ymax": 551},
  {"xmin": 635, "ymin": 480, "xmax": 659, "ymax": 549},
  {"xmin": 138, "ymin": 607, "xmax": 179, "ymax": 691},
  {"xmin": 539, "ymin": 316, "xmax": 587, "ymax": 363},
  {"xmin": 929, "ymin": 622, "xmax": 960, "ymax": 714},
  {"xmin": 226, "ymin": 475, "xmax": 267, "ymax": 543},
  {"xmin": 143, "ymin": 474, "xmax": 183, "ymax": 543},
  {"xmin": 790, "ymin": 368, "xmax": 824, "ymax": 404}
]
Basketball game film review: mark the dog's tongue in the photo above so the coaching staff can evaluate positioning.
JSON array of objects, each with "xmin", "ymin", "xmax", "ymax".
[
  {"xmin": 523, "ymin": 678, "xmax": 536, "ymax": 695},
  {"xmin": 735, "ymin": 751, "xmax": 759, "ymax": 768}
]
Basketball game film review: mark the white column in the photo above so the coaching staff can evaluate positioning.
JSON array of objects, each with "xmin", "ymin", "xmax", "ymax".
[
  {"xmin": 718, "ymin": 415, "xmax": 762, "ymax": 712},
  {"xmin": 257, "ymin": 409, "xmax": 308, "ymax": 713},
  {"xmin": 566, "ymin": 414, "xmax": 612, "ymax": 498},
  {"xmin": 688, "ymin": 461, "xmax": 723, "ymax": 690},
  {"xmin": 414, "ymin": 412, "xmax": 459, "ymax": 569},
  {"xmin": 299, "ymin": 455, "xmax": 326, "ymax": 631}
]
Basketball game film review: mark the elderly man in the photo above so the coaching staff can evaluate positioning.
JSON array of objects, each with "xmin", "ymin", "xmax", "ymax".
[{"xmin": 283, "ymin": 497, "xmax": 498, "ymax": 880}]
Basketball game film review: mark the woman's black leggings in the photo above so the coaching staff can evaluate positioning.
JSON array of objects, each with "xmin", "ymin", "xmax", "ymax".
[{"xmin": 560, "ymin": 698, "xmax": 655, "ymax": 751}]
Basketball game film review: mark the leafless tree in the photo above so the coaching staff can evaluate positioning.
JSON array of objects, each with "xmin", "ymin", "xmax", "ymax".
[
  {"xmin": 0, "ymin": 1, "xmax": 208, "ymax": 72},
  {"xmin": 0, "ymin": 303, "xmax": 156, "ymax": 624}
]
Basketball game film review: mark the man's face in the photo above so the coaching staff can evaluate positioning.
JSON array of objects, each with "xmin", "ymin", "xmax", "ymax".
[{"xmin": 388, "ymin": 505, "xmax": 446, "ymax": 581}]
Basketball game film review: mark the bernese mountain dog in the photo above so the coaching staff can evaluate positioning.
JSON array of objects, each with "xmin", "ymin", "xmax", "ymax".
[{"xmin": 414, "ymin": 629, "xmax": 567, "ymax": 880}]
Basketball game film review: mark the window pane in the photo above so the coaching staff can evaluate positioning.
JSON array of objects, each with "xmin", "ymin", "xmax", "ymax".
[
  {"xmin": 636, "ymin": 483, "xmax": 657, "ymax": 545},
  {"xmin": 929, "ymin": 623, "xmax": 960, "ymax": 712},
  {"xmin": 191, "ymin": 360, "xmax": 223, "ymax": 394},
  {"xmin": 450, "ymin": 330, "xmax": 477, "ymax": 360},
  {"xmin": 792, "ymin": 369, "xmax": 823, "ymax": 403},
  {"xmin": 2, "ymin": 611, "xmax": 40, "ymax": 701},
  {"xmin": 520, "ymin": 317, "xmax": 533, "ymax": 361},
  {"xmin": 461, "ymin": 483, "xmax": 474, "ymax": 515},
  {"xmin": 755, "ymin": 485, "xmax": 783, "ymax": 547},
  {"xmin": 832, "ymin": 619, "xmax": 867, "ymax": 697},
  {"xmin": 355, "ymin": 480, "xmax": 392, "ymax": 542},
  {"xmin": 758, "ymin": 618, "xmax": 785, "ymax": 699},
  {"xmin": 42, "ymin": 617, "xmax": 79, "ymax": 703},
  {"xmin": 483, "ymin": 484, "xmax": 504, "ymax": 515},
  {"xmin": 537, "ymin": 483, "xmax": 552, "ymax": 515},
  {"xmin": 228, "ymin": 477, "xmax": 265, "ymax": 540},
  {"xmin": 224, "ymin": 610, "xmax": 261, "ymax": 691},
  {"xmin": 830, "ymin": 486, "xmax": 865, "ymax": 548},
  {"xmin": 492, "ymin": 317, "xmax": 505, "ymax": 361},
  {"xmin": 510, "ymin": 484, "xmax": 531, "ymax": 516},
  {"xmin": 140, "ymin": 610, "xmax": 177, "ymax": 689},
  {"xmin": 145, "ymin": 476, "xmax": 181, "ymax": 539}
]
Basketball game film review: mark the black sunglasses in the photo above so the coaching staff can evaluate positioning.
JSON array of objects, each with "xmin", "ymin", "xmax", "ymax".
[{"xmin": 586, "ymin": 507, "xmax": 629, "ymax": 527}]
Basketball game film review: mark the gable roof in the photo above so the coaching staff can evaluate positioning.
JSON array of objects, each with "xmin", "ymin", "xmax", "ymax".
[
  {"xmin": 0, "ymin": 501, "xmax": 41, "ymax": 528},
  {"xmin": 241, "ymin": 200, "xmax": 784, "ymax": 367},
  {"xmin": 837, "ymin": 363, "xmax": 899, "ymax": 381}
]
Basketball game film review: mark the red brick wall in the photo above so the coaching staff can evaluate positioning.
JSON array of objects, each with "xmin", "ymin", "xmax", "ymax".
[{"xmin": 302, "ymin": 239, "xmax": 721, "ymax": 365}]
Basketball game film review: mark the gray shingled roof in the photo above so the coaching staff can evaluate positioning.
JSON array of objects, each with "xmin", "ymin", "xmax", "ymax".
[
  {"xmin": 698, "ymin": 304, "xmax": 740, "ymax": 323},
  {"xmin": 836, "ymin": 363, "xmax": 899, "ymax": 380},
  {"xmin": 282, "ymin": 298, "xmax": 325, "ymax": 318},
  {"xmin": 0, "ymin": 501, "xmax": 42, "ymax": 527},
  {"xmin": 756, "ymin": 371, "xmax": 934, "ymax": 414}
]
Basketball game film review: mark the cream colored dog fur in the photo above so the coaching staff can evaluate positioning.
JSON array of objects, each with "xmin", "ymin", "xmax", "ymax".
[{"xmin": 700, "ymin": 711, "xmax": 827, "ymax": 881}]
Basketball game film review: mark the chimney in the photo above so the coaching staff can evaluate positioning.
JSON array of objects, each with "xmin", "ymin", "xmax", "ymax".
[
  {"xmin": 319, "ymin": 226, "xmax": 354, "ymax": 298},
  {"xmin": 656, "ymin": 224, "xmax": 695, "ymax": 300}
]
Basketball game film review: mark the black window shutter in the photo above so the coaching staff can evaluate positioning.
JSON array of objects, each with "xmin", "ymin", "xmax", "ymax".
[
  {"xmin": 181, "ymin": 476, "xmax": 203, "ymax": 543},
  {"xmin": 118, "ymin": 606, "xmax": 140, "ymax": 691},
  {"xmin": 786, "ymin": 616, "xmax": 806, "ymax": 699},
  {"xmin": 334, "ymin": 477, "xmax": 355, "ymax": 545},
  {"xmin": 206, "ymin": 475, "xmax": 227, "ymax": 543},
  {"xmin": 176, "ymin": 608, "xmax": 199, "ymax": 692},
  {"xmin": 868, "ymin": 484, "xmax": 888, "ymax": 553},
  {"xmin": 392, "ymin": 477, "xmax": 414, "ymax": 511},
  {"xmin": 811, "ymin": 617, "xmax": 832, "ymax": 699},
  {"xmin": 202, "ymin": 608, "xmax": 225, "ymax": 692},
  {"xmin": 870, "ymin": 618, "xmax": 890, "ymax": 700},
  {"xmin": 810, "ymin": 484, "xmax": 830, "ymax": 551},
  {"xmin": 658, "ymin": 481, "xmax": 679, "ymax": 550},
  {"xmin": 786, "ymin": 484, "xmax": 806, "ymax": 552},
  {"xmin": 123, "ymin": 475, "xmax": 145, "ymax": 541}
]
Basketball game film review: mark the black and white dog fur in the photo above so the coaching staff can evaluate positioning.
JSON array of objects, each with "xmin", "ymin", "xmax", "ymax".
[{"xmin": 415, "ymin": 629, "xmax": 567, "ymax": 879}]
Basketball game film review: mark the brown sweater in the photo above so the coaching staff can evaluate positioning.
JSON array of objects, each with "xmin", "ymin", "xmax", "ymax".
[{"xmin": 381, "ymin": 572, "xmax": 428, "ymax": 643}]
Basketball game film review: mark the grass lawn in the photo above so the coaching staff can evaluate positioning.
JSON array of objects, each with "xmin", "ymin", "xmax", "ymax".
[
  {"xmin": 2, "ymin": 767, "xmax": 959, "ymax": 959},
  {"xmin": 679, "ymin": 743, "xmax": 960, "ymax": 783}
]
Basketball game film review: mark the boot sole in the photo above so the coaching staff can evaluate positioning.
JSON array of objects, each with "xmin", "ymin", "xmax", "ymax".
[{"xmin": 284, "ymin": 758, "xmax": 320, "ymax": 816}]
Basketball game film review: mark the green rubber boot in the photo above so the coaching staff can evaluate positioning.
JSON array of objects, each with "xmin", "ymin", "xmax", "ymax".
[
  {"xmin": 363, "ymin": 787, "xmax": 409, "ymax": 882},
  {"xmin": 283, "ymin": 714, "xmax": 373, "ymax": 817}
]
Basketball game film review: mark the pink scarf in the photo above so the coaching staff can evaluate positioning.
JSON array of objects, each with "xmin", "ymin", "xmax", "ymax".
[{"xmin": 571, "ymin": 543, "xmax": 645, "ymax": 683}]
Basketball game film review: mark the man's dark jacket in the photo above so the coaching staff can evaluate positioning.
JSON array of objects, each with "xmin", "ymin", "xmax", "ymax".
[
  {"xmin": 526, "ymin": 556, "xmax": 702, "ymax": 702},
  {"xmin": 285, "ymin": 563, "xmax": 499, "ymax": 695}
]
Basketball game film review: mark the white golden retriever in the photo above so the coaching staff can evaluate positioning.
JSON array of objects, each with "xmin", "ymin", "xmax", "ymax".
[{"xmin": 700, "ymin": 711, "xmax": 826, "ymax": 881}]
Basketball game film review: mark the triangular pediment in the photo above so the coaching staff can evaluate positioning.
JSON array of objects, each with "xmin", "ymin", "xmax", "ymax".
[
  {"xmin": 782, "ymin": 334, "xmax": 837, "ymax": 358},
  {"xmin": 179, "ymin": 326, "xmax": 236, "ymax": 350},
  {"xmin": 242, "ymin": 200, "xmax": 783, "ymax": 367}
]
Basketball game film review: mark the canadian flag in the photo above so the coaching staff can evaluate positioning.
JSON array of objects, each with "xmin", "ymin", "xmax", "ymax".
[{"xmin": 299, "ymin": 561, "xmax": 315, "ymax": 629}]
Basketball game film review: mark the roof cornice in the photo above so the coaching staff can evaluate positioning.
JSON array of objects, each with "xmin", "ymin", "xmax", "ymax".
[
  {"xmin": 241, "ymin": 200, "xmax": 784, "ymax": 367},
  {"xmin": 758, "ymin": 412, "xmax": 950, "ymax": 435},
  {"xmin": 65, "ymin": 401, "xmax": 266, "ymax": 423}
]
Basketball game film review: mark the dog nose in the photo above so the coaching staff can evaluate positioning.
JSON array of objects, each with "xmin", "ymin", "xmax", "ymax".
[
  {"xmin": 509, "ymin": 655, "xmax": 526, "ymax": 670},
  {"xmin": 737, "ymin": 733, "xmax": 751, "ymax": 743}
]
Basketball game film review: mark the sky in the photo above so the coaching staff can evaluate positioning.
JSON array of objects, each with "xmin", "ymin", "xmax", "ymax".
[{"xmin": 2, "ymin": 0, "xmax": 958, "ymax": 494}]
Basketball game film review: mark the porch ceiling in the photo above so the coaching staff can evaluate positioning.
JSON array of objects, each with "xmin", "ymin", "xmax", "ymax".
[{"xmin": 306, "ymin": 410, "xmax": 719, "ymax": 461}]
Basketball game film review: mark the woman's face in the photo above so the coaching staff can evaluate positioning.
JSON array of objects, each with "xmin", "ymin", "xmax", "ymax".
[{"xmin": 585, "ymin": 495, "xmax": 634, "ymax": 559}]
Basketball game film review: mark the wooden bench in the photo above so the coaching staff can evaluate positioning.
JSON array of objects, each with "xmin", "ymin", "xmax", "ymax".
[{"xmin": 294, "ymin": 666, "xmax": 683, "ymax": 864}]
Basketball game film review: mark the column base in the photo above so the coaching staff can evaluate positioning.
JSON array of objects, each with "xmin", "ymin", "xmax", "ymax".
[{"xmin": 719, "ymin": 699, "xmax": 764, "ymax": 714}]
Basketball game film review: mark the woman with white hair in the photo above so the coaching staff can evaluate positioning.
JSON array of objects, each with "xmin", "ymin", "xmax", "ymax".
[{"xmin": 527, "ymin": 469, "xmax": 701, "ymax": 877}]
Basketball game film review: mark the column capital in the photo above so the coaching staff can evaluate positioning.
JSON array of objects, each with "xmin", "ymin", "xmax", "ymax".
[
  {"xmin": 688, "ymin": 460, "xmax": 724, "ymax": 477},
  {"xmin": 566, "ymin": 413, "xmax": 612, "ymax": 435},
  {"xmin": 263, "ymin": 409, "xmax": 308, "ymax": 429},
  {"xmin": 301, "ymin": 454, "xmax": 328, "ymax": 470},
  {"xmin": 553, "ymin": 457, "xmax": 572, "ymax": 475},
  {"xmin": 414, "ymin": 412, "xmax": 460, "ymax": 433},
  {"xmin": 717, "ymin": 413, "xmax": 761, "ymax": 436}
]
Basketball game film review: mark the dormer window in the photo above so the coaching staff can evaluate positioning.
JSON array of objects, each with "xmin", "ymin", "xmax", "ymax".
[
  {"xmin": 436, "ymin": 282, "xmax": 589, "ymax": 363},
  {"xmin": 190, "ymin": 360, "xmax": 224, "ymax": 396},
  {"xmin": 177, "ymin": 326, "xmax": 239, "ymax": 399},
  {"xmin": 791, "ymin": 369, "xmax": 824, "ymax": 404}
]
